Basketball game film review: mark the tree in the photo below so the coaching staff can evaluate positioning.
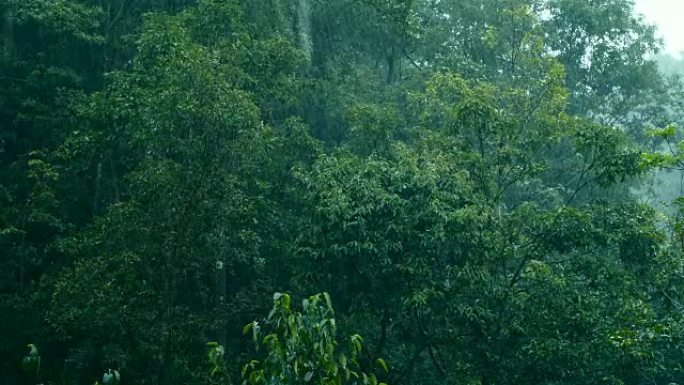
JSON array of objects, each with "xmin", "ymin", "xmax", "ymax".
[
  {"xmin": 45, "ymin": 4, "xmax": 310, "ymax": 384},
  {"xmin": 241, "ymin": 292, "xmax": 388, "ymax": 385},
  {"xmin": 293, "ymin": 69, "xmax": 670, "ymax": 385}
]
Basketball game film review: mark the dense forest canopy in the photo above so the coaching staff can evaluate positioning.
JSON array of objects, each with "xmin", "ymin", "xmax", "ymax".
[{"xmin": 4, "ymin": 1, "xmax": 684, "ymax": 385}]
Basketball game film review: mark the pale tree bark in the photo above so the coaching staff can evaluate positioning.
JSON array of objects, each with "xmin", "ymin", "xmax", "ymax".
[
  {"xmin": 296, "ymin": 0, "xmax": 312, "ymax": 59},
  {"xmin": 216, "ymin": 256, "xmax": 227, "ymax": 345},
  {"xmin": 2, "ymin": 6, "xmax": 14, "ymax": 61},
  {"xmin": 93, "ymin": 161, "xmax": 103, "ymax": 215}
]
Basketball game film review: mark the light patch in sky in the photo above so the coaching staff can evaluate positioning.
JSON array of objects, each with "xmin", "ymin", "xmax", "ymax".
[{"xmin": 634, "ymin": 0, "xmax": 684, "ymax": 57}]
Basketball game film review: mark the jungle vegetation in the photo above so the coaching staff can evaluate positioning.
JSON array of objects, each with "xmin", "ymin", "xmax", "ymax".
[{"xmin": 4, "ymin": 1, "xmax": 684, "ymax": 385}]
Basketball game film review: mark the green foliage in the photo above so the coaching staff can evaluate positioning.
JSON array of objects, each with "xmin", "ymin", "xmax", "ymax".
[
  {"xmin": 241, "ymin": 292, "xmax": 387, "ymax": 385},
  {"xmin": 102, "ymin": 369, "xmax": 121, "ymax": 385},
  {"xmin": 12, "ymin": 0, "xmax": 103, "ymax": 43},
  {"xmin": 20, "ymin": 343, "xmax": 40, "ymax": 376},
  {"xmin": 207, "ymin": 342, "xmax": 226, "ymax": 380}
]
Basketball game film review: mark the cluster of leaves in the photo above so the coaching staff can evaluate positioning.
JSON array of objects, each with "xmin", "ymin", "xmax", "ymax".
[
  {"xmin": 241, "ymin": 292, "xmax": 388, "ymax": 385},
  {"xmin": 20, "ymin": 344, "xmax": 121, "ymax": 385}
]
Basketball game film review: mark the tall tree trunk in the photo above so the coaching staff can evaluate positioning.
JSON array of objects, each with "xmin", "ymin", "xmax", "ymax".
[
  {"xmin": 387, "ymin": 45, "xmax": 397, "ymax": 84},
  {"xmin": 93, "ymin": 161, "xmax": 103, "ymax": 215},
  {"xmin": 217, "ymin": 260, "xmax": 227, "ymax": 345},
  {"xmin": 296, "ymin": 0, "xmax": 312, "ymax": 59},
  {"xmin": 2, "ymin": 6, "xmax": 14, "ymax": 61}
]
